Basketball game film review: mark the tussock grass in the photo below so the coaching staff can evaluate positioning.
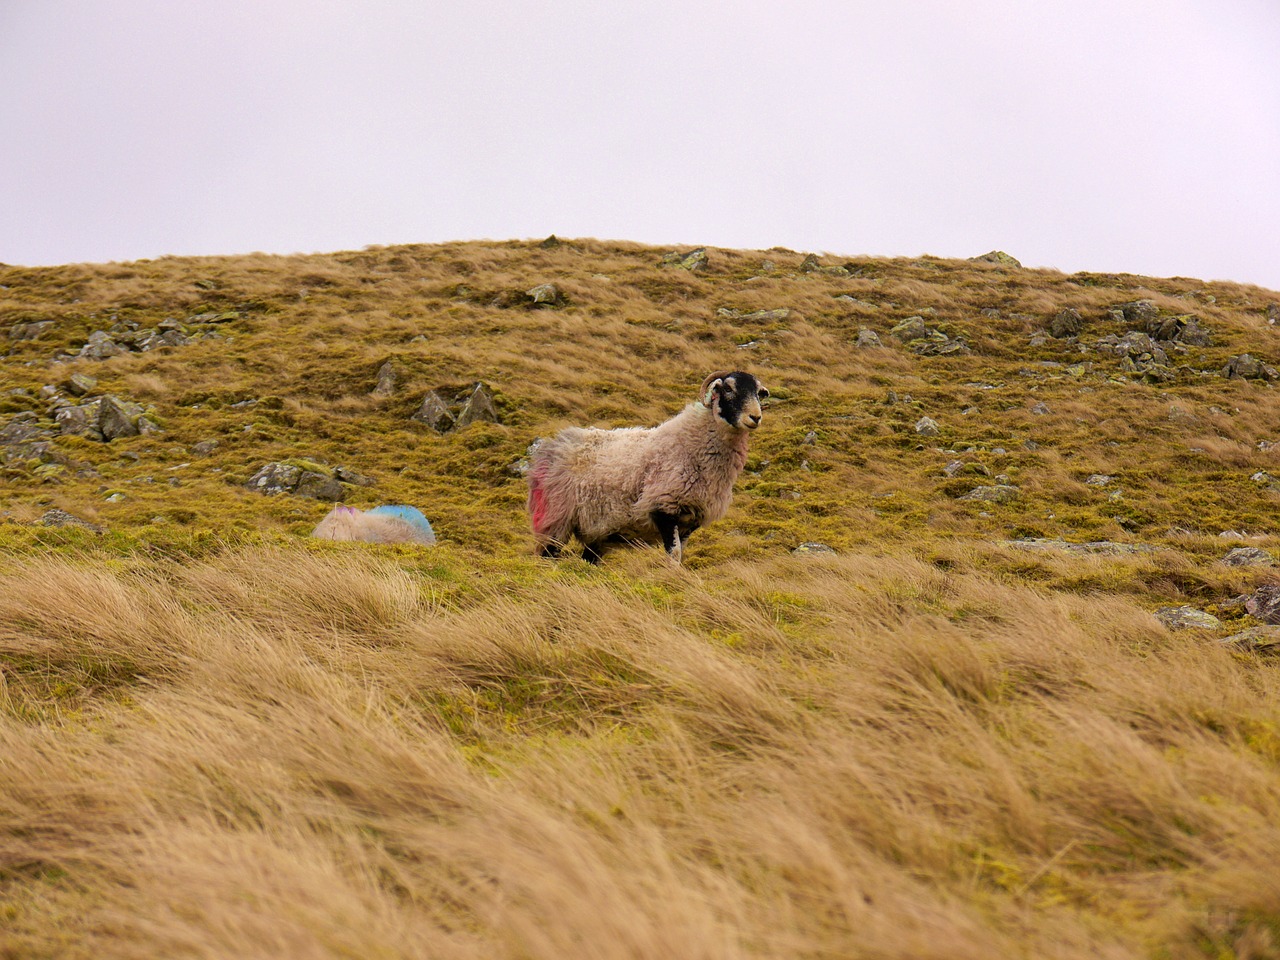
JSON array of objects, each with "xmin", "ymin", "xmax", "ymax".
[
  {"xmin": 4, "ymin": 239, "xmax": 1280, "ymax": 956},
  {"xmin": 1, "ymin": 548, "xmax": 1279, "ymax": 958}
]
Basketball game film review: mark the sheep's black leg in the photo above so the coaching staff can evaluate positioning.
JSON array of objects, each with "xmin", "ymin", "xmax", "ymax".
[
  {"xmin": 581, "ymin": 541, "xmax": 605, "ymax": 565},
  {"xmin": 537, "ymin": 541, "xmax": 562, "ymax": 559},
  {"xmin": 651, "ymin": 511, "xmax": 683, "ymax": 563}
]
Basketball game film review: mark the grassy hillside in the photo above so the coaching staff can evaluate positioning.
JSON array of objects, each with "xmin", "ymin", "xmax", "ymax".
[{"xmin": 3, "ymin": 239, "xmax": 1280, "ymax": 958}]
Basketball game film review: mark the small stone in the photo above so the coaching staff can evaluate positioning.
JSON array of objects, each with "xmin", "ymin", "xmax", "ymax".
[
  {"xmin": 914, "ymin": 416, "xmax": 940, "ymax": 437},
  {"xmin": 792, "ymin": 542, "xmax": 836, "ymax": 556},
  {"xmin": 9, "ymin": 320, "xmax": 54, "ymax": 341},
  {"xmin": 1154, "ymin": 606, "xmax": 1221, "ymax": 630},
  {"xmin": 661, "ymin": 248, "xmax": 708, "ymax": 272},
  {"xmin": 539, "ymin": 234, "xmax": 561, "ymax": 248},
  {"xmin": 526, "ymin": 283, "xmax": 562, "ymax": 306},
  {"xmin": 412, "ymin": 390, "xmax": 455, "ymax": 432},
  {"xmin": 36, "ymin": 508, "xmax": 104, "ymax": 532},
  {"xmin": 191, "ymin": 439, "xmax": 219, "ymax": 457},
  {"xmin": 454, "ymin": 382, "xmax": 499, "ymax": 428},
  {"xmin": 798, "ymin": 254, "xmax": 821, "ymax": 273},
  {"xmin": 855, "ymin": 328, "xmax": 882, "ymax": 348},
  {"xmin": 1086, "ymin": 474, "xmax": 1114, "ymax": 486},
  {"xmin": 64, "ymin": 373, "xmax": 98, "ymax": 397},
  {"xmin": 890, "ymin": 317, "xmax": 930, "ymax": 341},
  {"xmin": 969, "ymin": 251, "xmax": 1021, "ymax": 267},
  {"xmin": 958, "ymin": 485, "xmax": 1020, "ymax": 503},
  {"xmin": 295, "ymin": 471, "xmax": 345, "ymax": 501},
  {"xmin": 372, "ymin": 361, "xmax": 397, "ymax": 397},
  {"xmin": 1030, "ymin": 402, "xmax": 1050, "ymax": 415},
  {"xmin": 1050, "ymin": 308, "xmax": 1083, "ymax": 338}
]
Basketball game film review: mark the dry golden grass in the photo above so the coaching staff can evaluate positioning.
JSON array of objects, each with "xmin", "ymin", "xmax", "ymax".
[
  {"xmin": 3, "ymin": 238, "xmax": 1280, "ymax": 957},
  {"xmin": 2, "ymin": 546, "xmax": 1279, "ymax": 958}
]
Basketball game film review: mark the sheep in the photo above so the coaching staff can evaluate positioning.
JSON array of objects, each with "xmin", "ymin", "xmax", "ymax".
[
  {"xmin": 311, "ymin": 504, "xmax": 437, "ymax": 546},
  {"xmin": 527, "ymin": 371, "xmax": 769, "ymax": 564}
]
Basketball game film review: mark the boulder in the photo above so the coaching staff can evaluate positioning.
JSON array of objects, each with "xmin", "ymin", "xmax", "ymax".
[
  {"xmin": 37, "ymin": 509, "xmax": 104, "ymax": 533},
  {"xmin": 890, "ymin": 317, "xmax": 930, "ymax": 341},
  {"xmin": 78, "ymin": 330, "xmax": 127, "ymax": 360},
  {"xmin": 294, "ymin": 471, "xmax": 346, "ymax": 501},
  {"xmin": 856, "ymin": 328, "xmax": 882, "ymax": 348},
  {"xmin": 64, "ymin": 373, "xmax": 97, "ymax": 396},
  {"xmin": 1115, "ymin": 299, "xmax": 1160, "ymax": 327},
  {"xmin": 246, "ymin": 462, "xmax": 303, "ymax": 495}
]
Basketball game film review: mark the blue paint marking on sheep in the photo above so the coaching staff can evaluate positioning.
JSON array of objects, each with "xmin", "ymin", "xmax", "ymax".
[{"xmin": 367, "ymin": 505, "xmax": 436, "ymax": 540}]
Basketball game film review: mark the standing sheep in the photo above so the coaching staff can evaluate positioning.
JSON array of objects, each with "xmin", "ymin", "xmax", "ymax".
[{"xmin": 527, "ymin": 371, "xmax": 769, "ymax": 564}]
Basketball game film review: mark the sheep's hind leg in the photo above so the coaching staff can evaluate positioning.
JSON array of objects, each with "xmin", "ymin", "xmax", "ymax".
[
  {"xmin": 581, "ymin": 541, "xmax": 605, "ymax": 565},
  {"xmin": 651, "ymin": 511, "xmax": 683, "ymax": 565}
]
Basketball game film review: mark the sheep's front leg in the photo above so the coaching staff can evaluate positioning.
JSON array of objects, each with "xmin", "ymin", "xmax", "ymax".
[{"xmin": 651, "ymin": 511, "xmax": 683, "ymax": 565}]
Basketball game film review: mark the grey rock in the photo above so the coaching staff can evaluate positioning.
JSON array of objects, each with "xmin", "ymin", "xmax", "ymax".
[
  {"xmin": 191, "ymin": 439, "xmax": 219, "ymax": 457},
  {"xmin": 539, "ymin": 234, "xmax": 561, "ymax": 248},
  {"xmin": 1219, "ymin": 625, "xmax": 1280, "ymax": 652},
  {"xmin": 738, "ymin": 308, "xmax": 791, "ymax": 324},
  {"xmin": 891, "ymin": 316, "xmax": 930, "ymax": 341},
  {"xmin": 1245, "ymin": 584, "xmax": 1280, "ymax": 623},
  {"xmin": 333, "ymin": 465, "xmax": 375, "ymax": 487},
  {"xmin": 969, "ymin": 250, "xmax": 1021, "ymax": 267},
  {"xmin": 1149, "ymin": 314, "xmax": 1211, "ymax": 346},
  {"xmin": 959, "ymin": 484, "xmax": 1020, "ymax": 503},
  {"xmin": 856, "ymin": 328, "xmax": 882, "ymax": 348},
  {"xmin": 661, "ymin": 248, "xmax": 708, "ymax": 272},
  {"xmin": 759, "ymin": 259, "xmax": 776, "ymax": 272},
  {"xmin": 9, "ymin": 320, "xmax": 54, "ymax": 341},
  {"xmin": 1221, "ymin": 546, "xmax": 1274, "ymax": 567},
  {"xmin": 1223, "ymin": 354, "xmax": 1280, "ymax": 381},
  {"xmin": 914, "ymin": 416, "xmax": 940, "ymax": 437},
  {"xmin": 65, "ymin": 373, "xmax": 98, "ymax": 397},
  {"xmin": 295, "ymin": 471, "xmax": 345, "ymax": 501},
  {"xmin": 78, "ymin": 330, "xmax": 127, "ymax": 360},
  {"xmin": 798, "ymin": 254, "xmax": 821, "ymax": 273},
  {"xmin": 372, "ymin": 361, "xmax": 397, "ymax": 398},
  {"xmin": 1030, "ymin": 402, "xmax": 1051, "ymax": 415},
  {"xmin": 1154, "ymin": 605, "xmax": 1221, "ymax": 630},
  {"xmin": 1268, "ymin": 303, "xmax": 1280, "ymax": 325},
  {"xmin": 246, "ymin": 462, "xmax": 303, "ymax": 495},
  {"xmin": 1005, "ymin": 538, "xmax": 1153, "ymax": 556},
  {"xmin": 1116, "ymin": 300, "xmax": 1160, "ymax": 327},
  {"xmin": 792, "ymin": 542, "xmax": 836, "ymax": 556},
  {"xmin": 526, "ymin": 283, "xmax": 563, "ymax": 306},
  {"xmin": 37, "ymin": 508, "xmax": 104, "ymax": 532},
  {"xmin": 98, "ymin": 396, "xmax": 140, "ymax": 440},
  {"xmin": 1050, "ymin": 308, "xmax": 1083, "ymax": 338},
  {"xmin": 412, "ymin": 391, "xmax": 455, "ymax": 432},
  {"xmin": 454, "ymin": 382, "xmax": 499, "ymax": 428},
  {"xmin": 55, "ymin": 403, "xmax": 102, "ymax": 440},
  {"xmin": 188, "ymin": 310, "xmax": 240, "ymax": 324}
]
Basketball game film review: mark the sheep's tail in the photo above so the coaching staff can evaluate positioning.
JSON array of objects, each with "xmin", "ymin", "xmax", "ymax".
[{"xmin": 527, "ymin": 442, "xmax": 574, "ymax": 554}]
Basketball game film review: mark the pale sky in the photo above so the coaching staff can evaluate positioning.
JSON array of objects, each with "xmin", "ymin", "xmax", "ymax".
[{"xmin": 3, "ymin": 0, "xmax": 1278, "ymax": 290}]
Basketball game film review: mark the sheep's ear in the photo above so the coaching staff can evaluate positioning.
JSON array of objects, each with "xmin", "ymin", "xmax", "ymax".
[
  {"xmin": 757, "ymin": 386, "xmax": 770, "ymax": 399},
  {"xmin": 700, "ymin": 376, "xmax": 724, "ymax": 407}
]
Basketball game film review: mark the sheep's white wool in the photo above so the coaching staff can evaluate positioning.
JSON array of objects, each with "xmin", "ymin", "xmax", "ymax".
[
  {"xmin": 311, "ymin": 504, "xmax": 436, "ymax": 546},
  {"xmin": 527, "ymin": 371, "xmax": 767, "ymax": 564}
]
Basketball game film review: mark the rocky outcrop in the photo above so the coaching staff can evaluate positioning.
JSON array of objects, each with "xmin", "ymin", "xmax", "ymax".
[
  {"xmin": 246, "ymin": 461, "xmax": 345, "ymax": 501},
  {"xmin": 412, "ymin": 382, "xmax": 500, "ymax": 433},
  {"xmin": 660, "ymin": 248, "xmax": 708, "ymax": 272}
]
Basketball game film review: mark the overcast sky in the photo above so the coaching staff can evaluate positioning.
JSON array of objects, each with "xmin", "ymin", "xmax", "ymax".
[{"xmin": 2, "ymin": 1, "xmax": 1278, "ymax": 290}]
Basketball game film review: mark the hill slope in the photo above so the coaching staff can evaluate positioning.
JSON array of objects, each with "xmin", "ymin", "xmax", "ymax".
[{"xmin": 3, "ymin": 240, "xmax": 1280, "ymax": 958}]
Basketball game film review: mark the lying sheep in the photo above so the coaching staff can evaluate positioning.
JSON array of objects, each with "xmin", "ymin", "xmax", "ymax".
[
  {"xmin": 527, "ymin": 371, "xmax": 769, "ymax": 564},
  {"xmin": 311, "ymin": 504, "xmax": 437, "ymax": 546}
]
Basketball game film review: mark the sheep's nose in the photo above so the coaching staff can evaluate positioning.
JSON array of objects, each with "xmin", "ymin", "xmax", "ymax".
[{"xmin": 745, "ymin": 414, "xmax": 761, "ymax": 429}]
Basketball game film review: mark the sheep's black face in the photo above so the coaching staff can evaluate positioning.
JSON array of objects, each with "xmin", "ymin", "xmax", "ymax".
[{"xmin": 705, "ymin": 371, "xmax": 769, "ymax": 430}]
